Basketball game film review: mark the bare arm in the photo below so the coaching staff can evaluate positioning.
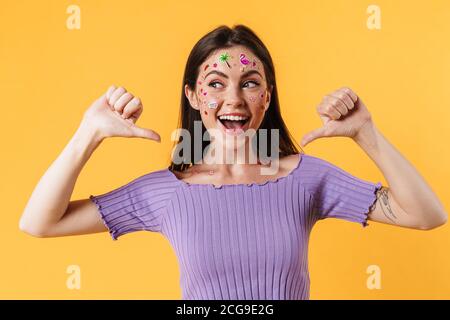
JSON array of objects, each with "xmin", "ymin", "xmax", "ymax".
[
  {"xmin": 301, "ymin": 86, "xmax": 447, "ymax": 230},
  {"xmin": 19, "ymin": 123, "xmax": 105, "ymax": 237},
  {"xmin": 355, "ymin": 121, "xmax": 448, "ymax": 230},
  {"xmin": 19, "ymin": 85, "xmax": 161, "ymax": 238}
]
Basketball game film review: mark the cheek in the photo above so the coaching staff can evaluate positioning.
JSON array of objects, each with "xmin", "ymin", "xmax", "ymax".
[
  {"xmin": 197, "ymin": 82, "xmax": 211, "ymax": 97},
  {"xmin": 200, "ymin": 93, "xmax": 221, "ymax": 110},
  {"xmin": 198, "ymin": 88, "xmax": 208, "ymax": 96},
  {"xmin": 196, "ymin": 84, "xmax": 217, "ymax": 120},
  {"xmin": 199, "ymin": 97, "xmax": 220, "ymax": 120},
  {"xmin": 200, "ymin": 106, "xmax": 216, "ymax": 128},
  {"xmin": 245, "ymin": 92, "xmax": 267, "ymax": 126},
  {"xmin": 259, "ymin": 91, "xmax": 266, "ymax": 109},
  {"xmin": 248, "ymin": 91, "xmax": 266, "ymax": 108}
]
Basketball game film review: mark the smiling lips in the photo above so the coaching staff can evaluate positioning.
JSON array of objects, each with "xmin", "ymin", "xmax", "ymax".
[{"xmin": 217, "ymin": 113, "xmax": 250, "ymax": 135}]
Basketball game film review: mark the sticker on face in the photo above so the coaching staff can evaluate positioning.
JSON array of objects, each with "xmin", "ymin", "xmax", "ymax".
[
  {"xmin": 219, "ymin": 52, "xmax": 231, "ymax": 68},
  {"xmin": 239, "ymin": 53, "xmax": 250, "ymax": 65},
  {"xmin": 207, "ymin": 100, "xmax": 218, "ymax": 109}
]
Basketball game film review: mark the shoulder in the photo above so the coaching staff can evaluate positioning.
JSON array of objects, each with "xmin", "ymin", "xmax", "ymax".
[
  {"xmin": 278, "ymin": 152, "xmax": 326, "ymax": 174},
  {"xmin": 288, "ymin": 152, "xmax": 342, "ymax": 185},
  {"xmin": 135, "ymin": 167, "xmax": 178, "ymax": 183},
  {"xmin": 291, "ymin": 152, "xmax": 376, "ymax": 193},
  {"xmin": 124, "ymin": 168, "xmax": 181, "ymax": 197},
  {"xmin": 289, "ymin": 153, "xmax": 338, "ymax": 172},
  {"xmin": 279, "ymin": 153, "xmax": 301, "ymax": 170}
]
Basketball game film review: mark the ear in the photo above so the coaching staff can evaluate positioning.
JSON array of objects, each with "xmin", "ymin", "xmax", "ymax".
[{"xmin": 185, "ymin": 84, "xmax": 200, "ymax": 111}]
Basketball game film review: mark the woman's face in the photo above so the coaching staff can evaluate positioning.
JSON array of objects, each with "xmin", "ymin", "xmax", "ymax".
[{"xmin": 185, "ymin": 45, "xmax": 272, "ymax": 144}]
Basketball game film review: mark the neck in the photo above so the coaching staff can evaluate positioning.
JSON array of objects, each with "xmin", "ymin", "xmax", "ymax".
[{"xmin": 198, "ymin": 138, "xmax": 278, "ymax": 176}]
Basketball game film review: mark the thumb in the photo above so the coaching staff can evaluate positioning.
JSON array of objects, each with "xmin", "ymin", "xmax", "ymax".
[
  {"xmin": 97, "ymin": 93, "xmax": 108, "ymax": 105},
  {"xmin": 96, "ymin": 93, "xmax": 113, "ymax": 110},
  {"xmin": 300, "ymin": 126, "xmax": 327, "ymax": 147},
  {"xmin": 129, "ymin": 125, "xmax": 161, "ymax": 142}
]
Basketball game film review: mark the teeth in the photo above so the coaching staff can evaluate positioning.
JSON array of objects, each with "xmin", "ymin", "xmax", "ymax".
[{"xmin": 218, "ymin": 115, "xmax": 249, "ymax": 121}]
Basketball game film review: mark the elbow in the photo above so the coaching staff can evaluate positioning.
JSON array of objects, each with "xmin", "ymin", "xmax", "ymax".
[
  {"xmin": 19, "ymin": 218, "xmax": 48, "ymax": 238},
  {"xmin": 418, "ymin": 212, "xmax": 448, "ymax": 231}
]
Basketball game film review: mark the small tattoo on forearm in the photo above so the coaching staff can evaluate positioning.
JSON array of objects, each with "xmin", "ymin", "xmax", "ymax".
[{"xmin": 370, "ymin": 187, "xmax": 397, "ymax": 223}]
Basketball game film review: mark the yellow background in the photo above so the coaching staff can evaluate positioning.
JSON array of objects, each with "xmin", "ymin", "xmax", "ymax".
[{"xmin": 1, "ymin": 0, "xmax": 449, "ymax": 299}]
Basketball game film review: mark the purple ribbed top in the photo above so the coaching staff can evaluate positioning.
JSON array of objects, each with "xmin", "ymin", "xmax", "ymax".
[{"xmin": 90, "ymin": 153, "xmax": 382, "ymax": 300}]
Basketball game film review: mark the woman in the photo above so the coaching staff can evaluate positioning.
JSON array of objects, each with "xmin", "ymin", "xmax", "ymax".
[{"xmin": 19, "ymin": 25, "xmax": 447, "ymax": 300}]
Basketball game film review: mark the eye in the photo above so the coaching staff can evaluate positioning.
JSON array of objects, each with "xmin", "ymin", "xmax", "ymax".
[
  {"xmin": 243, "ymin": 80, "xmax": 260, "ymax": 88},
  {"xmin": 208, "ymin": 81, "xmax": 224, "ymax": 89}
]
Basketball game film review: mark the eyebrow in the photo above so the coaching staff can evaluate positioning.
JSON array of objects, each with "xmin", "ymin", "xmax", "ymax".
[{"xmin": 203, "ymin": 69, "xmax": 263, "ymax": 80}]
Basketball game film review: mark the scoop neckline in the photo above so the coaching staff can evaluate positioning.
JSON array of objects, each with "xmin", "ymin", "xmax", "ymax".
[{"xmin": 166, "ymin": 153, "xmax": 304, "ymax": 189}]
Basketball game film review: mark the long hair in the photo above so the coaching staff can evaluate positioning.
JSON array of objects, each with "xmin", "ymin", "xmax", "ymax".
[{"xmin": 169, "ymin": 24, "xmax": 302, "ymax": 172}]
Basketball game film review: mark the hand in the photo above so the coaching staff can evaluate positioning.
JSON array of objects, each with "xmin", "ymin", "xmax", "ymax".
[
  {"xmin": 300, "ymin": 87, "xmax": 373, "ymax": 147},
  {"xmin": 81, "ymin": 85, "xmax": 161, "ymax": 142}
]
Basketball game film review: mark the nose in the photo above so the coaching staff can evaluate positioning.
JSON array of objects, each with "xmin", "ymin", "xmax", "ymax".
[{"xmin": 224, "ymin": 86, "xmax": 245, "ymax": 108}]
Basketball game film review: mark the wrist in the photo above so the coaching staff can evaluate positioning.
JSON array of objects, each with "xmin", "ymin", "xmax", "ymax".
[
  {"xmin": 353, "ymin": 120, "xmax": 379, "ymax": 150},
  {"xmin": 72, "ymin": 122, "xmax": 103, "ymax": 154}
]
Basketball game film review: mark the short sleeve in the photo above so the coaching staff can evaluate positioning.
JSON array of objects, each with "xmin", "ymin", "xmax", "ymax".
[
  {"xmin": 89, "ymin": 169, "xmax": 179, "ymax": 240},
  {"xmin": 297, "ymin": 154, "xmax": 382, "ymax": 227}
]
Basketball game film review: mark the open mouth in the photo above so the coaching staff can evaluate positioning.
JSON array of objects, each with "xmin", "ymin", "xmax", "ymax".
[{"xmin": 217, "ymin": 114, "xmax": 250, "ymax": 134}]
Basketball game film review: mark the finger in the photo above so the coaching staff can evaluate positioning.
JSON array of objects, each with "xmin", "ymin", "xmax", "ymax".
[
  {"xmin": 301, "ymin": 126, "xmax": 327, "ymax": 147},
  {"xmin": 326, "ymin": 95, "xmax": 348, "ymax": 117},
  {"xmin": 127, "ymin": 108, "xmax": 143, "ymax": 123},
  {"xmin": 106, "ymin": 85, "xmax": 116, "ymax": 100},
  {"xmin": 340, "ymin": 87, "xmax": 358, "ymax": 103},
  {"xmin": 318, "ymin": 99, "xmax": 341, "ymax": 120},
  {"xmin": 114, "ymin": 92, "xmax": 134, "ymax": 113},
  {"xmin": 130, "ymin": 126, "xmax": 161, "ymax": 142},
  {"xmin": 331, "ymin": 91, "xmax": 354, "ymax": 111},
  {"xmin": 109, "ymin": 87, "xmax": 126, "ymax": 106},
  {"xmin": 122, "ymin": 97, "xmax": 142, "ymax": 119}
]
